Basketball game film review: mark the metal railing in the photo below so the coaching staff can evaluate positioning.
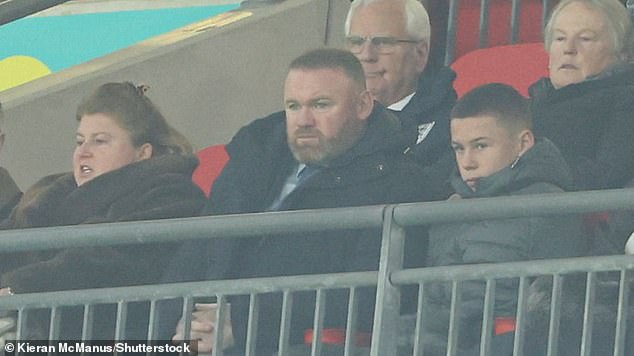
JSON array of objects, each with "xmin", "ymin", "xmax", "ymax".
[
  {"xmin": 0, "ymin": 0, "xmax": 74, "ymax": 26},
  {"xmin": 0, "ymin": 189, "xmax": 632, "ymax": 355}
]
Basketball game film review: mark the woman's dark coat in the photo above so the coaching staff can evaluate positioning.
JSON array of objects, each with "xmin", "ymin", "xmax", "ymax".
[{"xmin": 530, "ymin": 64, "xmax": 634, "ymax": 190}]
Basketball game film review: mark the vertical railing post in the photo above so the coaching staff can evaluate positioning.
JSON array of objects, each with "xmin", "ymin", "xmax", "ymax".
[
  {"xmin": 370, "ymin": 205, "xmax": 405, "ymax": 355},
  {"xmin": 510, "ymin": 0, "xmax": 522, "ymax": 44},
  {"xmin": 479, "ymin": 0, "xmax": 491, "ymax": 49},
  {"xmin": 444, "ymin": 0, "xmax": 460, "ymax": 65}
]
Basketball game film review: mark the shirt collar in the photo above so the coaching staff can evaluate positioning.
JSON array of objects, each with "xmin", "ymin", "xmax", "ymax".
[{"xmin": 387, "ymin": 92, "xmax": 416, "ymax": 111}]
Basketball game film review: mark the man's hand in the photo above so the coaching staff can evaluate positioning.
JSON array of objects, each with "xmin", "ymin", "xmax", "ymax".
[{"xmin": 172, "ymin": 303, "xmax": 233, "ymax": 353}]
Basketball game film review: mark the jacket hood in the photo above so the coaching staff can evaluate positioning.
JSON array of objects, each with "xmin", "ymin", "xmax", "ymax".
[{"xmin": 451, "ymin": 138, "xmax": 573, "ymax": 198}]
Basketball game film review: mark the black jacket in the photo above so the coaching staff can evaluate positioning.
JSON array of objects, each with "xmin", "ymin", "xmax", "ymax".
[
  {"xmin": 172, "ymin": 106, "xmax": 434, "ymax": 353},
  {"xmin": 397, "ymin": 66, "xmax": 457, "ymax": 168},
  {"xmin": 530, "ymin": 64, "xmax": 634, "ymax": 190},
  {"xmin": 0, "ymin": 167, "xmax": 21, "ymax": 221},
  {"xmin": 421, "ymin": 139, "xmax": 588, "ymax": 354},
  {"xmin": 0, "ymin": 154, "xmax": 206, "ymax": 293}
]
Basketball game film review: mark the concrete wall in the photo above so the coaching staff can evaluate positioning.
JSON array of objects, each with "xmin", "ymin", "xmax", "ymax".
[{"xmin": 0, "ymin": 0, "xmax": 351, "ymax": 190}]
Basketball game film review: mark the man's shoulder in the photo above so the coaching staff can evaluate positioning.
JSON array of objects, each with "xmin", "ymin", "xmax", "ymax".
[{"xmin": 226, "ymin": 111, "xmax": 287, "ymax": 154}]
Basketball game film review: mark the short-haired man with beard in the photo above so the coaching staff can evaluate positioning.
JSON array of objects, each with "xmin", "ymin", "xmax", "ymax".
[{"xmin": 170, "ymin": 48, "xmax": 433, "ymax": 355}]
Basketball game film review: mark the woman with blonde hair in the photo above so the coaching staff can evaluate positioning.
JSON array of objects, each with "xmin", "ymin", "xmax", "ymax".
[{"xmin": 530, "ymin": 0, "xmax": 634, "ymax": 191}]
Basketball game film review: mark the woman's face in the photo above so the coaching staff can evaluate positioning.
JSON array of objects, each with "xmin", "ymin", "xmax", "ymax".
[
  {"xmin": 73, "ymin": 113, "xmax": 150, "ymax": 186},
  {"xmin": 548, "ymin": 1, "xmax": 618, "ymax": 89}
]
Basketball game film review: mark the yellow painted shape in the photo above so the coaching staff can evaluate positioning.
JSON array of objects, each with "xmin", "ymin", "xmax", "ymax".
[{"xmin": 0, "ymin": 55, "xmax": 52, "ymax": 92}]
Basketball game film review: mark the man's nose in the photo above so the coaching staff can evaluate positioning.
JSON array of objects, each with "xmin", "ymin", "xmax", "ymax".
[
  {"xmin": 563, "ymin": 38, "xmax": 577, "ymax": 55},
  {"xmin": 76, "ymin": 142, "xmax": 93, "ymax": 157},
  {"xmin": 297, "ymin": 107, "xmax": 316, "ymax": 127},
  {"xmin": 460, "ymin": 151, "xmax": 477, "ymax": 170}
]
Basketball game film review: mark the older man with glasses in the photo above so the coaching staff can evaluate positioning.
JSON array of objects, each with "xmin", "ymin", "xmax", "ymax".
[{"xmin": 345, "ymin": 0, "xmax": 457, "ymax": 169}]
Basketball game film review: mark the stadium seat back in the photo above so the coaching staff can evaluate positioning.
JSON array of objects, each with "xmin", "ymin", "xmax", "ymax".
[
  {"xmin": 451, "ymin": 42, "xmax": 549, "ymax": 97},
  {"xmin": 454, "ymin": 0, "xmax": 554, "ymax": 59},
  {"xmin": 192, "ymin": 144, "xmax": 229, "ymax": 197}
]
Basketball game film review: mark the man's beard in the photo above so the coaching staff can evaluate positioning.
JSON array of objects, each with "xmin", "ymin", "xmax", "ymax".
[{"xmin": 288, "ymin": 124, "xmax": 364, "ymax": 166}]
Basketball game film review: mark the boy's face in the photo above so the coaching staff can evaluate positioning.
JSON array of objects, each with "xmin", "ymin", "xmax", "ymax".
[{"xmin": 450, "ymin": 115, "xmax": 525, "ymax": 191}]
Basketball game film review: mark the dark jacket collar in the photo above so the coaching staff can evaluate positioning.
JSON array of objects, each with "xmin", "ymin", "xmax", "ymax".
[
  {"xmin": 401, "ymin": 66, "xmax": 457, "ymax": 120},
  {"xmin": 529, "ymin": 63, "xmax": 634, "ymax": 103},
  {"xmin": 324, "ymin": 103, "xmax": 408, "ymax": 168}
]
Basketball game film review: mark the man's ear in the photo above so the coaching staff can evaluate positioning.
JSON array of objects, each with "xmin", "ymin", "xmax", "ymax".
[
  {"xmin": 517, "ymin": 129, "xmax": 535, "ymax": 156},
  {"xmin": 357, "ymin": 89, "xmax": 374, "ymax": 122},
  {"xmin": 137, "ymin": 142, "xmax": 153, "ymax": 160}
]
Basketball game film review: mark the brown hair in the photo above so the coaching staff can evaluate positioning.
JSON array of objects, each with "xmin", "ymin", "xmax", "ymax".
[
  {"xmin": 451, "ymin": 83, "xmax": 532, "ymax": 134},
  {"xmin": 76, "ymin": 82, "xmax": 192, "ymax": 156}
]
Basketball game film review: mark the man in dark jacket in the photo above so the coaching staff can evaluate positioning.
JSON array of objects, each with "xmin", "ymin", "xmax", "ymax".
[
  {"xmin": 417, "ymin": 84, "xmax": 588, "ymax": 355},
  {"xmin": 345, "ymin": 0, "xmax": 457, "ymax": 167},
  {"xmin": 170, "ymin": 49, "xmax": 433, "ymax": 355}
]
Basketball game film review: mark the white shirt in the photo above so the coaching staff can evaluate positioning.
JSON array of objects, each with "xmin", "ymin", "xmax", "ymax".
[{"xmin": 388, "ymin": 92, "xmax": 416, "ymax": 111}]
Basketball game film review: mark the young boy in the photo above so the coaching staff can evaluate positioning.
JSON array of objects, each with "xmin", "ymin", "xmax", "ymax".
[{"xmin": 419, "ymin": 83, "xmax": 588, "ymax": 355}]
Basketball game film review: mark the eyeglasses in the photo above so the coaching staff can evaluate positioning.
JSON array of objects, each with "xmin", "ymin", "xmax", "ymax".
[{"xmin": 345, "ymin": 35, "xmax": 422, "ymax": 54}]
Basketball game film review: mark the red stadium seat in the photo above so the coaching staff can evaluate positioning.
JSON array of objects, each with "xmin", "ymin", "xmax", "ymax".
[
  {"xmin": 192, "ymin": 144, "xmax": 229, "ymax": 197},
  {"xmin": 451, "ymin": 42, "xmax": 549, "ymax": 97},
  {"xmin": 454, "ymin": 0, "xmax": 554, "ymax": 59}
]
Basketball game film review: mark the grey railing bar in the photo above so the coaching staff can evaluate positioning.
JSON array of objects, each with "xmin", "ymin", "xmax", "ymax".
[
  {"xmin": 0, "ymin": 205, "xmax": 385, "ymax": 253},
  {"xmin": 580, "ymin": 272, "xmax": 597, "ymax": 356},
  {"xmin": 370, "ymin": 205, "xmax": 402, "ymax": 356},
  {"xmin": 444, "ymin": 0, "xmax": 460, "ymax": 65},
  {"xmin": 392, "ymin": 255, "xmax": 634, "ymax": 284},
  {"xmin": 0, "ymin": 0, "xmax": 73, "ymax": 26},
  {"xmin": 613, "ymin": 269, "xmax": 629, "ymax": 356},
  {"xmin": 447, "ymin": 281, "xmax": 462, "ymax": 356},
  {"xmin": 180, "ymin": 297, "xmax": 194, "ymax": 356},
  {"xmin": 147, "ymin": 300, "xmax": 159, "ymax": 345},
  {"xmin": 394, "ymin": 189, "xmax": 634, "ymax": 227},
  {"xmin": 479, "ymin": 279, "xmax": 496, "ymax": 356},
  {"xmin": 310, "ymin": 289, "xmax": 326, "ymax": 356},
  {"xmin": 412, "ymin": 283, "xmax": 425, "ymax": 356},
  {"xmin": 277, "ymin": 290, "xmax": 293, "ymax": 356},
  {"xmin": 512, "ymin": 276, "xmax": 529, "ymax": 356},
  {"xmin": 114, "ymin": 301, "xmax": 128, "ymax": 341},
  {"xmin": 510, "ymin": 0, "xmax": 522, "ymax": 43},
  {"xmin": 542, "ymin": 0, "xmax": 551, "ymax": 28},
  {"xmin": 479, "ymin": 0, "xmax": 491, "ymax": 48},
  {"xmin": 244, "ymin": 294, "xmax": 259, "ymax": 356},
  {"xmin": 82, "ymin": 304, "xmax": 94, "ymax": 341},
  {"xmin": 213, "ymin": 295, "xmax": 228, "ymax": 356},
  {"xmin": 546, "ymin": 274, "xmax": 563, "ymax": 356},
  {"xmin": 344, "ymin": 287, "xmax": 358, "ymax": 356},
  {"xmin": 0, "ymin": 271, "xmax": 377, "ymax": 310},
  {"xmin": 15, "ymin": 308, "xmax": 26, "ymax": 341},
  {"xmin": 48, "ymin": 306, "xmax": 61, "ymax": 341},
  {"xmin": 0, "ymin": 190, "xmax": 630, "ymax": 254}
]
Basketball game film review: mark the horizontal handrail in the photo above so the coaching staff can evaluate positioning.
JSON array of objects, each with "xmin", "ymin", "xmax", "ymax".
[
  {"xmin": 392, "ymin": 255, "xmax": 634, "ymax": 285},
  {"xmin": 393, "ymin": 188, "xmax": 634, "ymax": 226},
  {"xmin": 0, "ymin": 271, "xmax": 378, "ymax": 309},
  {"xmin": 0, "ymin": 189, "xmax": 631, "ymax": 253},
  {"xmin": 0, "ymin": 204, "xmax": 386, "ymax": 253}
]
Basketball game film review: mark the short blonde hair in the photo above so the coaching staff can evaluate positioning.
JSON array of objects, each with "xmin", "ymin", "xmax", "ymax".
[{"xmin": 544, "ymin": 0, "xmax": 634, "ymax": 62}]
